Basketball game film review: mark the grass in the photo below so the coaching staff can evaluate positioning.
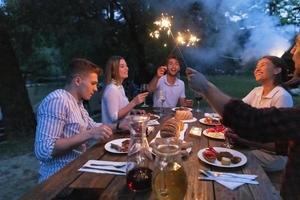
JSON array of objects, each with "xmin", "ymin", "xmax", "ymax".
[{"xmin": 0, "ymin": 136, "xmax": 34, "ymax": 160}]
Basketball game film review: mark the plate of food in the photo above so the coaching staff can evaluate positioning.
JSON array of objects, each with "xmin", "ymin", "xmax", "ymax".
[
  {"xmin": 203, "ymin": 126, "xmax": 225, "ymax": 140},
  {"xmin": 104, "ymin": 138, "xmax": 130, "ymax": 154},
  {"xmin": 197, "ymin": 147, "xmax": 247, "ymax": 168},
  {"xmin": 199, "ymin": 116, "xmax": 221, "ymax": 126},
  {"xmin": 171, "ymin": 107, "xmax": 193, "ymax": 112}
]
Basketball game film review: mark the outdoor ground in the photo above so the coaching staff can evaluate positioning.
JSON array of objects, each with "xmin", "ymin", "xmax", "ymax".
[{"xmin": 1, "ymin": 74, "xmax": 299, "ymax": 199}]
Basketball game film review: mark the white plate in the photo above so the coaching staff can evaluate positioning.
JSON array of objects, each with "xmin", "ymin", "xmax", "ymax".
[
  {"xmin": 171, "ymin": 107, "xmax": 193, "ymax": 112},
  {"xmin": 149, "ymin": 114, "xmax": 160, "ymax": 120},
  {"xmin": 203, "ymin": 129, "xmax": 225, "ymax": 140},
  {"xmin": 104, "ymin": 138, "xmax": 130, "ymax": 154},
  {"xmin": 199, "ymin": 118, "xmax": 221, "ymax": 126},
  {"xmin": 172, "ymin": 117, "xmax": 197, "ymax": 123},
  {"xmin": 197, "ymin": 147, "xmax": 247, "ymax": 168}
]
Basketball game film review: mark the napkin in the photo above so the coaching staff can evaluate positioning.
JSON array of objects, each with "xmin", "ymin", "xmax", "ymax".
[
  {"xmin": 199, "ymin": 171, "xmax": 258, "ymax": 190},
  {"xmin": 79, "ymin": 160, "xmax": 127, "ymax": 176}
]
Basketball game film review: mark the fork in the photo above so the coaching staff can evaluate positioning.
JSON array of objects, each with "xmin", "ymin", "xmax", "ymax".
[
  {"xmin": 202, "ymin": 170, "xmax": 256, "ymax": 180},
  {"xmin": 90, "ymin": 163, "xmax": 127, "ymax": 168}
]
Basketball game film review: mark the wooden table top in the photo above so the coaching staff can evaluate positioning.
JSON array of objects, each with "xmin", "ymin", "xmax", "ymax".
[{"xmin": 21, "ymin": 108, "xmax": 281, "ymax": 200}]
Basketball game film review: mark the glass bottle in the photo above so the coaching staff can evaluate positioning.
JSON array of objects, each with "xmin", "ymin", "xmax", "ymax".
[
  {"xmin": 126, "ymin": 114, "xmax": 153, "ymax": 192},
  {"xmin": 152, "ymin": 137, "xmax": 188, "ymax": 200}
]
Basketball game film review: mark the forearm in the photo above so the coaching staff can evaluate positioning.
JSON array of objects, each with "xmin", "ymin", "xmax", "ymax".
[
  {"xmin": 147, "ymin": 76, "xmax": 159, "ymax": 92},
  {"xmin": 202, "ymin": 82, "xmax": 231, "ymax": 116},
  {"xmin": 52, "ymin": 130, "xmax": 92, "ymax": 156},
  {"xmin": 117, "ymin": 101, "xmax": 136, "ymax": 120}
]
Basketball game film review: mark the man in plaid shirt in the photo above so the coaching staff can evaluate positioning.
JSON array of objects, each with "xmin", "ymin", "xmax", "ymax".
[{"xmin": 186, "ymin": 34, "xmax": 300, "ymax": 200}]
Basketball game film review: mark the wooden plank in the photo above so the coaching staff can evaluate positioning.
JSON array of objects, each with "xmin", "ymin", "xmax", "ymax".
[
  {"xmin": 69, "ymin": 135, "xmax": 129, "ymax": 189},
  {"xmin": 184, "ymin": 119, "xmax": 214, "ymax": 200},
  {"xmin": 241, "ymin": 151, "xmax": 281, "ymax": 200},
  {"xmin": 208, "ymin": 138, "xmax": 253, "ymax": 200},
  {"xmin": 21, "ymin": 142, "xmax": 107, "ymax": 200}
]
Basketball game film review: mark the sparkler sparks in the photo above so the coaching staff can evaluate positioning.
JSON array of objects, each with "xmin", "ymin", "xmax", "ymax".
[
  {"xmin": 176, "ymin": 30, "xmax": 201, "ymax": 47},
  {"xmin": 149, "ymin": 13, "xmax": 172, "ymax": 40},
  {"xmin": 150, "ymin": 13, "xmax": 200, "ymax": 47}
]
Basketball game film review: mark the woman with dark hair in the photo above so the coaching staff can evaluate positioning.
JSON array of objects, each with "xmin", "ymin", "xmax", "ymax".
[
  {"xmin": 101, "ymin": 56, "xmax": 148, "ymax": 124},
  {"xmin": 241, "ymin": 55, "xmax": 293, "ymax": 172}
]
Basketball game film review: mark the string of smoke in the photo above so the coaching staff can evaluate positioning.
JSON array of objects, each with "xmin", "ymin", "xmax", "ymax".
[{"xmin": 151, "ymin": 0, "xmax": 299, "ymax": 70}]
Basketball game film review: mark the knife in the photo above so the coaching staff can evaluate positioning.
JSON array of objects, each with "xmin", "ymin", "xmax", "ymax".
[
  {"xmin": 198, "ymin": 176, "xmax": 259, "ymax": 184},
  {"xmin": 82, "ymin": 166, "xmax": 126, "ymax": 173}
]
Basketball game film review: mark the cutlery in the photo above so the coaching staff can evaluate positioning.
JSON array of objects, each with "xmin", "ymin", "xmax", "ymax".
[
  {"xmin": 198, "ymin": 177, "xmax": 259, "ymax": 184},
  {"xmin": 201, "ymin": 170, "xmax": 256, "ymax": 180},
  {"xmin": 90, "ymin": 163, "xmax": 127, "ymax": 168},
  {"xmin": 79, "ymin": 167, "xmax": 126, "ymax": 175},
  {"xmin": 82, "ymin": 166, "xmax": 125, "ymax": 173},
  {"xmin": 199, "ymin": 169, "xmax": 258, "ymax": 184}
]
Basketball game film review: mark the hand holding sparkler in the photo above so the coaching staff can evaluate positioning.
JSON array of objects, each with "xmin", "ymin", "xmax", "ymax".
[{"xmin": 156, "ymin": 66, "xmax": 167, "ymax": 78}]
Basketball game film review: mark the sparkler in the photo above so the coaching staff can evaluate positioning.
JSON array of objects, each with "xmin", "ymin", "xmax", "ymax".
[
  {"xmin": 150, "ymin": 13, "xmax": 201, "ymax": 67},
  {"xmin": 175, "ymin": 30, "xmax": 201, "ymax": 47}
]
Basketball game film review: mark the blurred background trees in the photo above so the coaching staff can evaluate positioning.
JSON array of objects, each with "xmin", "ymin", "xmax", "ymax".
[{"xmin": 0, "ymin": 0, "xmax": 299, "ymax": 137}]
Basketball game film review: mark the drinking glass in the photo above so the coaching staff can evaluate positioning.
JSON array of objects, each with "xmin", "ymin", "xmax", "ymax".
[
  {"xmin": 126, "ymin": 114, "xmax": 153, "ymax": 192},
  {"xmin": 159, "ymin": 89, "xmax": 166, "ymax": 116},
  {"xmin": 223, "ymin": 131, "xmax": 233, "ymax": 149},
  {"xmin": 152, "ymin": 137, "xmax": 188, "ymax": 200},
  {"xmin": 194, "ymin": 94, "xmax": 203, "ymax": 113},
  {"xmin": 140, "ymin": 84, "xmax": 149, "ymax": 107}
]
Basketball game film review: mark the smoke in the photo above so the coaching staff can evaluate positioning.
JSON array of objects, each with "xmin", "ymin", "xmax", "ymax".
[{"xmin": 150, "ymin": 0, "xmax": 298, "ymax": 70}]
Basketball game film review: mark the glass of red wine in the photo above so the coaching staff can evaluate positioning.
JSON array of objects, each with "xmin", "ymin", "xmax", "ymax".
[{"xmin": 140, "ymin": 84, "xmax": 148, "ymax": 107}]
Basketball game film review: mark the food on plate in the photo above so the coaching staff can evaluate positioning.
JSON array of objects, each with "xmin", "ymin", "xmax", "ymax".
[
  {"xmin": 202, "ymin": 147, "xmax": 218, "ymax": 163},
  {"xmin": 217, "ymin": 151, "xmax": 234, "ymax": 161},
  {"xmin": 221, "ymin": 157, "xmax": 231, "ymax": 165},
  {"xmin": 160, "ymin": 118, "xmax": 181, "ymax": 138},
  {"xmin": 202, "ymin": 147, "xmax": 241, "ymax": 165},
  {"xmin": 231, "ymin": 156, "xmax": 242, "ymax": 164},
  {"xmin": 110, "ymin": 139, "xmax": 130, "ymax": 152},
  {"xmin": 175, "ymin": 110, "xmax": 193, "ymax": 121},
  {"xmin": 204, "ymin": 117, "xmax": 221, "ymax": 125}
]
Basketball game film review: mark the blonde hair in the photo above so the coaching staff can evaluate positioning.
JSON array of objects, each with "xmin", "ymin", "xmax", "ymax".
[{"xmin": 105, "ymin": 56, "xmax": 124, "ymax": 85}]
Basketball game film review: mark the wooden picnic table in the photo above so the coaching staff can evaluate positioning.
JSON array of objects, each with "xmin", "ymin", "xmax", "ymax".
[{"xmin": 21, "ymin": 108, "xmax": 281, "ymax": 200}]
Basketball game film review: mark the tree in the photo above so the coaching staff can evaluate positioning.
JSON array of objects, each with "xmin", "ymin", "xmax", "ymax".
[{"xmin": 0, "ymin": 12, "xmax": 36, "ymax": 138}]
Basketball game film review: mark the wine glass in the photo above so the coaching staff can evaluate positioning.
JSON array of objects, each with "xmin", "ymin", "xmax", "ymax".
[
  {"xmin": 194, "ymin": 94, "xmax": 202, "ymax": 113},
  {"xmin": 159, "ymin": 89, "xmax": 166, "ymax": 116},
  {"xmin": 223, "ymin": 129, "xmax": 234, "ymax": 149},
  {"xmin": 140, "ymin": 84, "xmax": 149, "ymax": 107}
]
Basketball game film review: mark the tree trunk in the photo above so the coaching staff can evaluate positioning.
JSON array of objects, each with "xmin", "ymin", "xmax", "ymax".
[
  {"xmin": 0, "ymin": 14, "xmax": 36, "ymax": 138},
  {"xmin": 120, "ymin": 1, "xmax": 149, "ymax": 84}
]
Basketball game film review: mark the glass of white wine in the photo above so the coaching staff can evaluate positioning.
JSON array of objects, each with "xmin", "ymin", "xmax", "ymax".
[{"xmin": 159, "ymin": 89, "xmax": 166, "ymax": 116}]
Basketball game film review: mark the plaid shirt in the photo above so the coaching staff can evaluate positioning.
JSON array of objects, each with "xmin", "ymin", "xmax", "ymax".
[{"xmin": 222, "ymin": 99, "xmax": 300, "ymax": 200}]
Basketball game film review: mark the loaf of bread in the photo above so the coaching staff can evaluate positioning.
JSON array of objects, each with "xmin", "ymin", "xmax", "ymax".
[
  {"xmin": 175, "ymin": 110, "xmax": 193, "ymax": 121},
  {"xmin": 160, "ymin": 118, "xmax": 181, "ymax": 138}
]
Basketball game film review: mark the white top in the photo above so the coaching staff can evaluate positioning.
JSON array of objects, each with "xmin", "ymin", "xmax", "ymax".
[
  {"xmin": 101, "ymin": 83, "xmax": 129, "ymax": 123},
  {"xmin": 242, "ymin": 86, "xmax": 293, "ymax": 108},
  {"xmin": 153, "ymin": 75, "xmax": 185, "ymax": 107}
]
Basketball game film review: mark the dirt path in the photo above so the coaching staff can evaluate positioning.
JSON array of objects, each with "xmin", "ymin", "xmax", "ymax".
[{"xmin": 0, "ymin": 153, "xmax": 39, "ymax": 200}]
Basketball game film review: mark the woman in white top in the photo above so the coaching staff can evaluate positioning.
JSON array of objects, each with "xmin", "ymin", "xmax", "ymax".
[
  {"xmin": 242, "ymin": 55, "xmax": 293, "ymax": 172},
  {"xmin": 101, "ymin": 56, "xmax": 148, "ymax": 124}
]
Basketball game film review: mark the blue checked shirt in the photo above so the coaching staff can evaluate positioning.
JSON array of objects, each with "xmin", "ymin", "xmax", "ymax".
[{"xmin": 35, "ymin": 89, "xmax": 101, "ymax": 182}]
